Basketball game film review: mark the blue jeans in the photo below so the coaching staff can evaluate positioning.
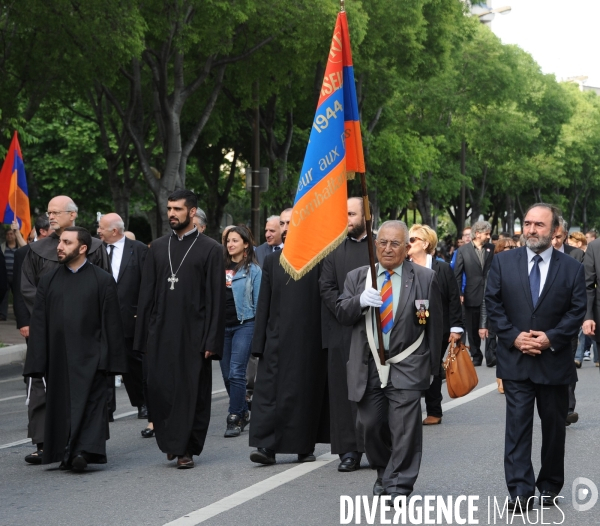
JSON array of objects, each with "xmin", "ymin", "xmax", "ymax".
[
  {"xmin": 220, "ymin": 321, "xmax": 254, "ymax": 417},
  {"xmin": 575, "ymin": 328, "xmax": 598, "ymax": 362}
]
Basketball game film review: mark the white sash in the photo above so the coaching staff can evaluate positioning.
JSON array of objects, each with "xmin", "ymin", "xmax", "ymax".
[{"xmin": 364, "ymin": 266, "xmax": 425, "ymax": 388}]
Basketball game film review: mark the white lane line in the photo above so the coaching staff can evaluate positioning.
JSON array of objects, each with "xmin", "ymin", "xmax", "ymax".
[
  {"xmin": 0, "ymin": 438, "xmax": 30, "ymax": 450},
  {"xmin": 0, "ymin": 376, "xmax": 22, "ymax": 384},
  {"xmin": 0, "ymin": 395, "xmax": 26, "ymax": 403},
  {"xmin": 165, "ymin": 381, "xmax": 499, "ymax": 526},
  {"xmin": 164, "ymin": 453, "xmax": 338, "ymax": 526},
  {"xmin": 0, "ymin": 388, "xmax": 230, "ymax": 448}
]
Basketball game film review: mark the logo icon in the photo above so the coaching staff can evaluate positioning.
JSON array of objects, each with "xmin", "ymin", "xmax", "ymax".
[{"xmin": 572, "ymin": 477, "xmax": 598, "ymax": 511}]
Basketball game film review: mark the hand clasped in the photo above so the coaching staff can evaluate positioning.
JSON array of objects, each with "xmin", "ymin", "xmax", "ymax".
[{"xmin": 513, "ymin": 330, "xmax": 550, "ymax": 356}]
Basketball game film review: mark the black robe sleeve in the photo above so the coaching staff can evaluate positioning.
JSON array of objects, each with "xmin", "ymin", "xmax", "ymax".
[
  {"xmin": 88, "ymin": 239, "xmax": 110, "ymax": 271},
  {"xmin": 133, "ymin": 245, "xmax": 157, "ymax": 353},
  {"xmin": 99, "ymin": 272, "xmax": 129, "ymax": 375},
  {"xmin": 202, "ymin": 243, "xmax": 225, "ymax": 359},
  {"xmin": 23, "ymin": 272, "xmax": 51, "ymax": 378},
  {"xmin": 13, "ymin": 246, "xmax": 30, "ymax": 328},
  {"xmin": 251, "ymin": 252, "xmax": 273, "ymax": 358}
]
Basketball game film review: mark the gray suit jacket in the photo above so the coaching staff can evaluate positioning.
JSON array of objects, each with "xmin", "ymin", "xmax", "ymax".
[
  {"xmin": 336, "ymin": 260, "xmax": 443, "ymax": 402},
  {"xmin": 584, "ymin": 239, "xmax": 600, "ymax": 341},
  {"xmin": 255, "ymin": 242, "xmax": 276, "ymax": 268}
]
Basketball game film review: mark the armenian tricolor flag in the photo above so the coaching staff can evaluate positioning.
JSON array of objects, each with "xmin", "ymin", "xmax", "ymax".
[
  {"xmin": 0, "ymin": 132, "xmax": 31, "ymax": 237},
  {"xmin": 281, "ymin": 10, "xmax": 365, "ymax": 280}
]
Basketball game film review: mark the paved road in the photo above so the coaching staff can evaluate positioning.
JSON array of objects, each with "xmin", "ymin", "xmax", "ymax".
[{"xmin": 1, "ymin": 359, "xmax": 599, "ymax": 525}]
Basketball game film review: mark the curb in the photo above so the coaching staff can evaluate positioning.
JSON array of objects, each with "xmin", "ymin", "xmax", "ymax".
[{"xmin": 0, "ymin": 343, "xmax": 27, "ymax": 366}]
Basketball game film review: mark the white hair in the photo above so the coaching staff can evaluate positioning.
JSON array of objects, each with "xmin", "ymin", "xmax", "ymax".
[{"xmin": 65, "ymin": 202, "xmax": 78, "ymax": 213}]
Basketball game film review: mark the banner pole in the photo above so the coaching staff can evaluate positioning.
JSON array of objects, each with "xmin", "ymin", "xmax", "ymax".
[{"xmin": 359, "ymin": 172, "xmax": 386, "ymax": 366}]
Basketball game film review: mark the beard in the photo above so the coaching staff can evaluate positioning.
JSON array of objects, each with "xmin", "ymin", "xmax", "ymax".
[
  {"xmin": 348, "ymin": 221, "xmax": 366, "ymax": 240},
  {"xmin": 170, "ymin": 215, "xmax": 191, "ymax": 231},
  {"xmin": 281, "ymin": 230, "xmax": 288, "ymax": 244},
  {"xmin": 58, "ymin": 248, "xmax": 80, "ymax": 265},
  {"xmin": 525, "ymin": 232, "xmax": 552, "ymax": 252}
]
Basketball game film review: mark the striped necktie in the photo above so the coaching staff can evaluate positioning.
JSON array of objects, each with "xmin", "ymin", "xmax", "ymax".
[{"xmin": 380, "ymin": 270, "xmax": 394, "ymax": 334}]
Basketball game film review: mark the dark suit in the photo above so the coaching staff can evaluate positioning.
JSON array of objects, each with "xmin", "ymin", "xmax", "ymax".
[
  {"xmin": 254, "ymin": 242, "xmax": 280, "ymax": 268},
  {"xmin": 109, "ymin": 237, "xmax": 148, "ymax": 409},
  {"xmin": 584, "ymin": 238, "xmax": 600, "ymax": 340},
  {"xmin": 454, "ymin": 242, "xmax": 494, "ymax": 363},
  {"xmin": 486, "ymin": 247, "xmax": 585, "ymax": 498},
  {"xmin": 564, "ymin": 243, "xmax": 584, "ymax": 263},
  {"xmin": 424, "ymin": 259, "xmax": 463, "ymax": 417},
  {"xmin": 336, "ymin": 261, "xmax": 443, "ymax": 495}
]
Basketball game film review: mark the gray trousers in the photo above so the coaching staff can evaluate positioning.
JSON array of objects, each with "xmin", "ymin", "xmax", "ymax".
[{"xmin": 357, "ymin": 355, "xmax": 423, "ymax": 496}]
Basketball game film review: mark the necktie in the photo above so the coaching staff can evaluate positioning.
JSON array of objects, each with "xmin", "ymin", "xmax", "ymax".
[
  {"xmin": 529, "ymin": 254, "xmax": 543, "ymax": 307},
  {"xmin": 107, "ymin": 244, "xmax": 115, "ymax": 265},
  {"xmin": 380, "ymin": 270, "xmax": 394, "ymax": 334},
  {"xmin": 273, "ymin": 246, "xmax": 281, "ymax": 252}
]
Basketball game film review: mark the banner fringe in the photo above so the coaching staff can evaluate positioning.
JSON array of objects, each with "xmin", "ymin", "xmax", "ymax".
[{"xmin": 280, "ymin": 227, "xmax": 349, "ymax": 281}]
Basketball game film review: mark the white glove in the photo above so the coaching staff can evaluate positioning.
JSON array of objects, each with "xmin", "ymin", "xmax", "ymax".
[
  {"xmin": 430, "ymin": 375, "xmax": 434, "ymax": 385},
  {"xmin": 360, "ymin": 287, "xmax": 383, "ymax": 308}
]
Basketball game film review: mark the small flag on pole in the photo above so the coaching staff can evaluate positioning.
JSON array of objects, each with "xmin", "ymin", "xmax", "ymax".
[
  {"xmin": 0, "ymin": 132, "xmax": 31, "ymax": 237},
  {"xmin": 280, "ymin": 10, "xmax": 365, "ymax": 280}
]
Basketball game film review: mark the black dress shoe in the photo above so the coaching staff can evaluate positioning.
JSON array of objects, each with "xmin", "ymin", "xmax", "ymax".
[
  {"xmin": 137, "ymin": 405, "xmax": 148, "ymax": 419},
  {"xmin": 250, "ymin": 448, "xmax": 276, "ymax": 465},
  {"xmin": 486, "ymin": 360, "xmax": 497, "ymax": 367},
  {"xmin": 24, "ymin": 449, "xmax": 43, "ymax": 465},
  {"xmin": 389, "ymin": 493, "xmax": 404, "ymax": 506},
  {"xmin": 373, "ymin": 477, "xmax": 386, "ymax": 496},
  {"xmin": 507, "ymin": 495, "xmax": 535, "ymax": 512},
  {"xmin": 472, "ymin": 360, "xmax": 483, "ymax": 367},
  {"xmin": 566, "ymin": 412, "xmax": 578, "ymax": 426},
  {"xmin": 71, "ymin": 455, "xmax": 88, "ymax": 472},
  {"xmin": 338, "ymin": 457, "xmax": 359, "ymax": 472},
  {"xmin": 58, "ymin": 461, "xmax": 72, "ymax": 471},
  {"xmin": 141, "ymin": 427, "xmax": 155, "ymax": 438},
  {"xmin": 108, "ymin": 412, "xmax": 114, "ymax": 423},
  {"xmin": 539, "ymin": 490, "xmax": 560, "ymax": 507},
  {"xmin": 297, "ymin": 452, "xmax": 316, "ymax": 462}
]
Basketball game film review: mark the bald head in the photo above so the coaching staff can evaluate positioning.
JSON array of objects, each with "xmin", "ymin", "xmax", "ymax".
[
  {"xmin": 98, "ymin": 213, "xmax": 125, "ymax": 244},
  {"xmin": 47, "ymin": 195, "xmax": 78, "ymax": 234}
]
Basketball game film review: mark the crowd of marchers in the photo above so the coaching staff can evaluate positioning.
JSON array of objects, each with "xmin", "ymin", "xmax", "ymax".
[{"xmin": 4, "ymin": 191, "xmax": 599, "ymax": 514}]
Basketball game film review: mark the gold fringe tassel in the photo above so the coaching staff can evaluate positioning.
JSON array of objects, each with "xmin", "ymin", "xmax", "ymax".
[{"xmin": 280, "ymin": 227, "xmax": 349, "ymax": 281}]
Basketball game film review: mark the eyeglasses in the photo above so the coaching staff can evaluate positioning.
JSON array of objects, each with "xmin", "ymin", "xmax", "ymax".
[
  {"xmin": 409, "ymin": 237, "xmax": 423, "ymax": 244},
  {"xmin": 376, "ymin": 240, "xmax": 403, "ymax": 249},
  {"xmin": 46, "ymin": 210, "xmax": 70, "ymax": 217},
  {"xmin": 503, "ymin": 245, "xmax": 517, "ymax": 250}
]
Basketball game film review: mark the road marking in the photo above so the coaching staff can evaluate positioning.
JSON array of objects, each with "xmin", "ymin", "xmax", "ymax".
[
  {"xmin": 0, "ymin": 376, "xmax": 22, "ymax": 384},
  {"xmin": 165, "ymin": 381, "xmax": 499, "ymax": 526},
  {"xmin": 0, "ymin": 395, "xmax": 26, "ymax": 403},
  {"xmin": 0, "ymin": 438, "xmax": 30, "ymax": 450},
  {"xmin": 0, "ymin": 388, "xmax": 230, "ymax": 448},
  {"xmin": 164, "ymin": 453, "xmax": 338, "ymax": 526}
]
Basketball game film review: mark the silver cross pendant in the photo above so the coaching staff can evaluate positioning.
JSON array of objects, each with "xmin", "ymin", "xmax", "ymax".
[{"xmin": 168, "ymin": 274, "xmax": 179, "ymax": 290}]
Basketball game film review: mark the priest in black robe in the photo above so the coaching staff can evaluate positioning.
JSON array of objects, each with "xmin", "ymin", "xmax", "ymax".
[
  {"xmin": 23, "ymin": 227, "xmax": 127, "ymax": 472},
  {"xmin": 319, "ymin": 197, "xmax": 375, "ymax": 472},
  {"xmin": 249, "ymin": 225, "xmax": 329, "ymax": 465},
  {"xmin": 134, "ymin": 190, "xmax": 225, "ymax": 469},
  {"xmin": 19, "ymin": 196, "xmax": 108, "ymax": 465}
]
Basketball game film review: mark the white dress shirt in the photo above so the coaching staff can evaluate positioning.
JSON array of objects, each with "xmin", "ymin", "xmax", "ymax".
[
  {"xmin": 526, "ymin": 245, "xmax": 553, "ymax": 296},
  {"xmin": 107, "ymin": 235, "xmax": 126, "ymax": 281}
]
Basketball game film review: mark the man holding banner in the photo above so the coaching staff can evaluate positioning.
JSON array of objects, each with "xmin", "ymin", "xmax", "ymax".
[{"xmin": 336, "ymin": 221, "xmax": 442, "ymax": 500}]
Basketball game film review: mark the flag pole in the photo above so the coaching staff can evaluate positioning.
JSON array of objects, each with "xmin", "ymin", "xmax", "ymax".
[{"xmin": 360, "ymin": 174, "xmax": 386, "ymax": 366}]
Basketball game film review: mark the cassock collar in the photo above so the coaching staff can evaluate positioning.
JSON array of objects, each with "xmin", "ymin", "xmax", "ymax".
[
  {"xmin": 349, "ymin": 234, "xmax": 368, "ymax": 242},
  {"xmin": 172, "ymin": 226, "xmax": 198, "ymax": 241},
  {"xmin": 66, "ymin": 259, "xmax": 88, "ymax": 273}
]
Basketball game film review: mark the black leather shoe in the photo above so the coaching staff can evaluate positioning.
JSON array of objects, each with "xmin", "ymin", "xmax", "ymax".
[
  {"xmin": 138, "ymin": 405, "xmax": 148, "ymax": 419},
  {"xmin": 298, "ymin": 452, "xmax": 316, "ymax": 462},
  {"xmin": 108, "ymin": 412, "xmax": 114, "ymax": 423},
  {"xmin": 250, "ymin": 448, "xmax": 276, "ymax": 465},
  {"xmin": 486, "ymin": 360, "xmax": 497, "ymax": 367},
  {"xmin": 24, "ymin": 449, "xmax": 43, "ymax": 465},
  {"xmin": 71, "ymin": 455, "xmax": 88, "ymax": 472},
  {"xmin": 472, "ymin": 360, "xmax": 483, "ymax": 367},
  {"xmin": 507, "ymin": 496, "xmax": 535, "ymax": 512},
  {"xmin": 539, "ymin": 490, "xmax": 560, "ymax": 507},
  {"xmin": 373, "ymin": 477, "xmax": 385, "ymax": 496},
  {"xmin": 389, "ymin": 493, "xmax": 404, "ymax": 506},
  {"xmin": 141, "ymin": 427, "xmax": 155, "ymax": 438},
  {"xmin": 338, "ymin": 457, "xmax": 359, "ymax": 472}
]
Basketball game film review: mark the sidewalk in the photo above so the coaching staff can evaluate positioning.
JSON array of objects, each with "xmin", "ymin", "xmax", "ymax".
[{"xmin": 0, "ymin": 306, "xmax": 27, "ymax": 366}]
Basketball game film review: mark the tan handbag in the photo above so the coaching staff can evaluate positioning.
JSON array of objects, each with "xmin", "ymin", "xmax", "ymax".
[{"xmin": 443, "ymin": 341, "xmax": 478, "ymax": 398}]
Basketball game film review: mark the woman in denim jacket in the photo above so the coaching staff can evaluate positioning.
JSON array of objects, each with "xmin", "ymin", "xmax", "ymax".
[{"xmin": 222, "ymin": 226, "xmax": 262, "ymax": 437}]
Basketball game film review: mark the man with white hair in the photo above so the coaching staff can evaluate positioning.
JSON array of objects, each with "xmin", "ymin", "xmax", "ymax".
[
  {"xmin": 98, "ymin": 213, "xmax": 149, "ymax": 422},
  {"xmin": 254, "ymin": 215, "xmax": 282, "ymax": 268},
  {"xmin": 193, "ymin": 208, "xmax": 208, "ymax": 233},
  {"xmin": 20, "ymin": 195, "xmax": 109, "ymax": 465}
]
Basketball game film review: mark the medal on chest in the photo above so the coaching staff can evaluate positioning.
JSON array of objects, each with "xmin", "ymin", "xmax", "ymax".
[{"xmin": 415, "ymin": 300, "xmax": 430, "ymax": 325}]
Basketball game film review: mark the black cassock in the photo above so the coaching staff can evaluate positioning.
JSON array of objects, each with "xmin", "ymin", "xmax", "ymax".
[
  {"xmin": 23, "ymin": 263, "xmax": 127, "ymax": 465},
  {"xmin": 249, "ymin": 252, "xmax": 329, "ymax": 454},
  {"xmin": 134, "ymin": 231, "xmax": 225, "ymax": 457},
  {"xmin": 319, "ymin": 237, "xmax": 373, "ymax": 455}
]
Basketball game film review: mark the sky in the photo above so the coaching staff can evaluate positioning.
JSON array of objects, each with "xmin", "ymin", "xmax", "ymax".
[{"xmin": 489, "ymin": 0, "xmax": 600, "ymax": 87}]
